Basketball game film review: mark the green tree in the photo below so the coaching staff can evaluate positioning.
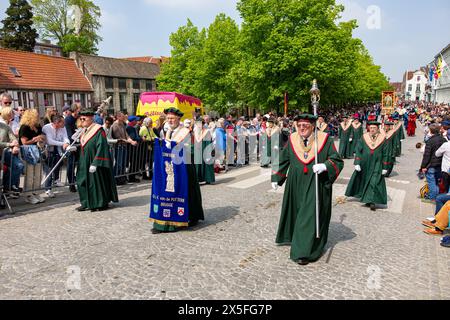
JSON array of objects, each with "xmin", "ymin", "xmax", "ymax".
[
  {"xmin": 31, "ymin": 0, "xmax": 101, "ymax": 55},
  {"xmin": 0, "ymin": 0, "xmax": 38, "ymax": 51},
  {"xmin": 157, "ymin": 15, "xmax": 241, "ymax": 114},
  {"xmin": 157, "ymin": 19, "xmax": 205, "ymax": 96},
  {"xmin": 235, "ymin": 0, "xmax": 367, "ymax": 113},
  {"xmin": 195, "ymin": 14, "xmax": 240, "ymax": 114}
]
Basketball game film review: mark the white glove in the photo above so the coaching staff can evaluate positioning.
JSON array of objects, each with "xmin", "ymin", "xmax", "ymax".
[
  {"xmin": 382, "ymin": 169, "xmax": 388, "ymax": 175},
  {"xmin": 313, "ymin": 163, "xmax": 327, "ymax": 174},
  {"xmin": 355, "ymin": 165, "xmax": 362, "ymax": 172},
  {"xmin": 89, "ymin": 166, "xmax": 97, "ymax": 173},
  {"xmin": 67, "ymin": 146, "xmax": 77, "ymax": 153},
  {"xmin": 349, "ymin": 138, "xmax": 353, "ymax": 142},
  {"xmin": 165, "ymin": 140, "xmax": 172, "ymax": 149},
  {"xmin": 271, "ymin": 182, "xmax": 279, "ymax": 191},
  {"xmin": 273, "ymin": 146, "xmax": 279, "ymax": 151}
]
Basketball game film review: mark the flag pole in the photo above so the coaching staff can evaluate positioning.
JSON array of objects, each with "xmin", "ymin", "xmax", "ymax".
[{"xmin": 310, "ymin": 80, "xmax": 321, "ymax": 239}]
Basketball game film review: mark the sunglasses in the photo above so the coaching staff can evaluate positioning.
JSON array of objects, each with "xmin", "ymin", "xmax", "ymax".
[{"xmin": 3, "ymin": 102, "xmax": 12, "ymax": 105}]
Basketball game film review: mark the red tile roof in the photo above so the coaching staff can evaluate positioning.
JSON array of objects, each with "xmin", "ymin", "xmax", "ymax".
[
  {"xmin": 123, "ymin": 56, "xmax": 170, "ymax": 66},
  {"xmin": 0, "ymin": 48, "xmax": 92, "ymax": 92}
]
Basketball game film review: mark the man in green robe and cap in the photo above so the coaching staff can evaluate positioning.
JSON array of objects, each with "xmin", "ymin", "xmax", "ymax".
[
  {"xmin": 383, "ymin": 120, "xmax": 396, "ymax": 177},
  {"xmin": 338, "ymin": 114, "xmax": 353, "ymax": 159},
  {"xmin": 76, "ymin": 109, "xmax": 119, "ymax": 212},
  {"xmin": 392, "ymin": 115, "xmax": 405, "ymax": 158},
  {"xmin": 345, "ymin": 121, "xmax": 389, "ymax": 211},
  {"xmin": 271, "ymin": 114, "xmax": 344, "ymax": 266},
  {"xmin": 150, "ymin": 107, "xmax": 205, "ymax": 234}
]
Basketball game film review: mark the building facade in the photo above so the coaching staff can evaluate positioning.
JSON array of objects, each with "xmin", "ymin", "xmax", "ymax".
[
  {"xmin": 430, "ymin": 43, "xmax": 450, "ymax": 104},
  {"xmin": 34, "ymin": 40, "xmax": 63, "ymax": 57},
  {"xmin": 402, "ymin": 70, "xmax": 428, "ymax": 102},
  {"xmin": 71, "ymin": 53, "xmax": 160, "ymax": 115},
  {"xmin": 0, "ymin": 48, "xmax": 93, "ymax": 115}
]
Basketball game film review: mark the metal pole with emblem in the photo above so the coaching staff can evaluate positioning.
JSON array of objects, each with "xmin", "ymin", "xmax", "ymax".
[{"xmin": 310, "ymin": 79, "xmax": 321, "ymax": 239}]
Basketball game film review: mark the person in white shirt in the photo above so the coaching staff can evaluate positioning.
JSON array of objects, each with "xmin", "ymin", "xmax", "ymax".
[{"xmin": 42, "ymin": 115, "xmax": 71, "ymax": 198}]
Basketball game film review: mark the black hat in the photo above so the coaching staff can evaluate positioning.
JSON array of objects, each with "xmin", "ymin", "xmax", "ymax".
[
  {"xmin": 384, "ymin": 121, "xmax": 394, "ymax": 126},
  {"xmin": 79, "ymin": 108, "xmax": 96, "ymax": 116},
  {"xmin": 164, "ymin": 107, "xmax": 184, "ymax": 117},
  {"xmin": 367, "ymin": 121, "xmax": 381, "ymax": 126},
  {"xmin": 294, "ymin": 114, "xmax": 318, "ymax": 123}
]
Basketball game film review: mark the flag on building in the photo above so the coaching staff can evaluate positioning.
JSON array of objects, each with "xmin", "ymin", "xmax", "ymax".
[
  {"xmin": 429, "ymin": 66, "xmax": 435, "ymax": 82},
  {"xmin": 437, "ymin": 57, "xmax": 443, "ymax": 79}
]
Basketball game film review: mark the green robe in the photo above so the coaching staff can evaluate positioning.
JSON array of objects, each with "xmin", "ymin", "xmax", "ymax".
[
  {"xmin": 260, "ymin": 132, "xmax": 271, "ymax": 167},
  {"xmin": 384, "ymin": 130, "xmax": 396, "ymax": 176},
  {"xmin": 153, "ymin": 127, "xmax": 205, "ymax": 232},
  {"xmin": 339, "ymin": 122, "xmax": 353, "ymax": 159},
  {"xmin": 260, "ymin": 127, "xmax": 281, "ymax": 167},
  {"xmin": 195, "ymin": 131, "xmax": 215, "ymax": 184},
  {"xmin": 77, "ymin": 124, "xmax": 118, "ymax": 210},
  {"xmin": 345, "ymin": 132, "xmax": 389, "ymax": 205},
  {"xmin": 272, "ymin": 131, "xmax": 344, "ymax": 262},
  {"xmin": 393, "ymin": 122, "xmax": 405, "ymax": 157},
  {"xmin": 349, "ymin": 123, "xmax": 363, "ymax": 156}
]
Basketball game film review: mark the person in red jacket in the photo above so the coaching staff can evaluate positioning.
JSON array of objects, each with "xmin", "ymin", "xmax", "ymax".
[{"xmin": 407, "ymin": 111, "xmax": 417, "ymax": 136}]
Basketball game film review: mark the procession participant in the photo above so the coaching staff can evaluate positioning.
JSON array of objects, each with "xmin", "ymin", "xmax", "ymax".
[
  {"xmin": 338, "ymin": 114, "xmax": 353, "ymax": 159},
  {"xmin": 76, "ymin": 109, "xmax": 118, "ymax": 212},
  {"xmin": 194, "ymin": 117, "xmax": 215, "ymax": 185},
  {"xmin": 316, "ymin": 115, "xmax": 328, "ymax": 133},
  {"xmin": 383, "ymin": 120, "xmax": 396, "ymax": 177},
  {"xmin": 150, "ymin": 107, "xmax": 205, "ymax": 234},
  {"xmin": 349, "ymin": 114, "xmax": 363, "ymax": 157},
  {"xmin": 392, "ymin": 115, "xmax": 405, "ymax": 157},
  {"xmin": 260, "ymin": 117, "xmax": 279, "ymax": 168},
  {"xmin": 271, "ymin": 114, "xmax": 344, "ymax": 266},
  {"xmin": 407, "ymin": 110, "xmax": 417, "ymax": 137},
  {"xmin": 345, "ymin": 121, "xmax": 389, "ymax": 211}
]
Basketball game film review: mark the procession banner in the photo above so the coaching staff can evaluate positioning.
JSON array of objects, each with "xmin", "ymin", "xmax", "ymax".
[
  {"xmin": 381, "ymin": 91, "xmax": 395, "ymax": 116},
  {"xmin": 149, "ymin": 138, "xmax": 189, "ymax": 227}
]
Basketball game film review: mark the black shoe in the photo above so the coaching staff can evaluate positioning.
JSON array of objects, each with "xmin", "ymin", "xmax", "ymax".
[
  {"xmin": 91, "ymin": 205, "xmax": 110, "ymax": 212},
  {"xmin": 76, "ymin": 206, "xmax": 88, "ymax": 212},
  {"xmin": 69, "ymin": 186, "xmax": 77, "ymax": 193},
  {"xmin": 151, "ymin": 228, "xmax": 163, "ymax": 234},
  {"xmin": 116, "ymin": 180, "xmax": 127, "ymax": 186},
  {"xmin": 297, "ymin": 258, "xmax": 310, "ymax": 266},
  {"xmin": 188, "ymin": 220, "xmax": 199, "ymax": 227},
  {"xmin": 370, "ymin": 203, "xmax": 376, "ymax": 211}
]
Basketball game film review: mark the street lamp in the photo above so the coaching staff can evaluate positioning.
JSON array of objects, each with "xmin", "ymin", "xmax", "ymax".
[{"xmin": 310, "ymin": 79, "xmax": 320, "ymax": 239}]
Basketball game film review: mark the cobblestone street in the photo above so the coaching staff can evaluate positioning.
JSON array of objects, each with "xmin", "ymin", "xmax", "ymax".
[{"xmin": 1, "ymin": 128, "xmax": 449, "ymax": 300}]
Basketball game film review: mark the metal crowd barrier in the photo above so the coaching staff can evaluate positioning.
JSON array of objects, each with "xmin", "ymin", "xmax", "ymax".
[
  {"xmin": 0, "ymin": 140, "xmax": 155, "ymax": 215},
  {"xmin": 0, "ymin": 131, "xmax": 279, "ymax": 215}
]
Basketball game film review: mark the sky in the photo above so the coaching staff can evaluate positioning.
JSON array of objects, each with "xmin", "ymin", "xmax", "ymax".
[{"xmin": 1, "ymin": 0, "xmax": 450, "ymax": 82}]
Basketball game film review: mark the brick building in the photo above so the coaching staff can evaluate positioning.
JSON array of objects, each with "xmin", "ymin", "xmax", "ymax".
[
  {"xmin": 70, "ymin": 53, "xmax": 160, "ymax": 115},
  {"xmin": 0, "ymin": 48, "xmax": 93, "ymax": 115}
]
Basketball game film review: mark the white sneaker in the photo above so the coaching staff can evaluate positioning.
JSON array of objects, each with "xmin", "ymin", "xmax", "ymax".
[
  {"xmin": 33, "ymin": 194, "xmax": 45, "ymax": 203},
  {"xmin": 53, "ymin": 181, "xmax": 65, "ymax": 187},
  {"xmin": 26, "ymin": 195, "xmax": 40, "ymax": 205},
  {"xmin": 46, "ymin": 190, "xmax": 56, "ymax": 198}
]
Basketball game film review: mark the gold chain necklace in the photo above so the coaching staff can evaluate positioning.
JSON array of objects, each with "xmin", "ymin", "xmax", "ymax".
[
  {"xmin": 299, "ymin": 134, "xmax": 315, "ymax": 159},
  {"xmin": 369, "ymin": 133, "xmax": 379, "ymax": 148}
]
